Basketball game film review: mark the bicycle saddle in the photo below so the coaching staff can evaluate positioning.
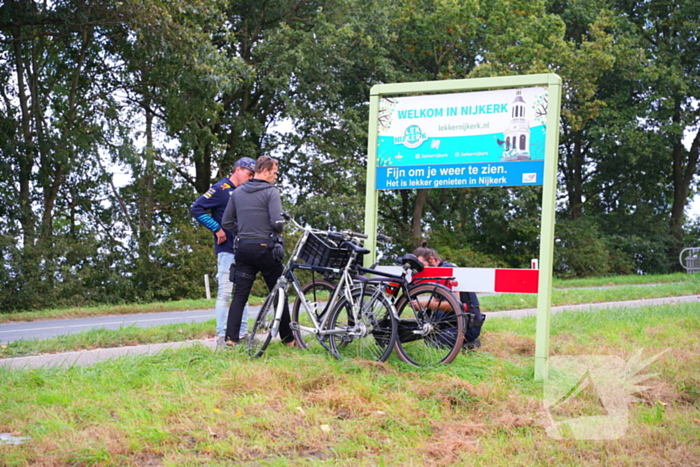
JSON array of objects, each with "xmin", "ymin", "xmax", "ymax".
[{"xmin": 397, "ymin": 254, "xmax": 424, "ymax": 273}]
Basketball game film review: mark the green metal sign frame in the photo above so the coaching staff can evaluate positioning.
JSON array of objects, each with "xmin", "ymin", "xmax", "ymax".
[{"xmin": 363, "ymin": 74, "xmax": 562, "ymax": 381}]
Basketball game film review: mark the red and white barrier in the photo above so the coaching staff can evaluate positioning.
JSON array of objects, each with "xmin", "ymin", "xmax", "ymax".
[{"xmin": 374, "ymin": 266, "xmax": 539, "ymax": 294}]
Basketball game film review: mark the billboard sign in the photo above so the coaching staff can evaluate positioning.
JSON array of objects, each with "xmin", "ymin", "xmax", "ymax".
[{"xmin": 376, "ymin": 86, "xmax": 549, "ymax": 190}]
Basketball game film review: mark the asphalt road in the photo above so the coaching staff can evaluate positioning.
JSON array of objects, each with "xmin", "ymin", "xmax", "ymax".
[{"xmin": 0, "ymin": 308, "xmax": 225, "ymax": 344}]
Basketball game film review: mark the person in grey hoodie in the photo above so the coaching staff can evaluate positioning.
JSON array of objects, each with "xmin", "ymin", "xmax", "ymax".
[{"xmin": 221, "ymin": 156, "xmax": 294, "ymax": 346}]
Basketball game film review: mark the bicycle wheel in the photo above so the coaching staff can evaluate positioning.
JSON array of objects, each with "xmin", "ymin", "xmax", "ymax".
[
  {"xmin": 327, "ymin": 286, "xmax": 397, "ymax": 362},
  {"xmin": 248, "ymin": 283, "xmax": 284, "ymax": 358},
  {"xmin": 291, "ymin": 279, "xmax": 336, "ymax": 351},
  {"xmin": 393, "ymin": 283, "xmax": 464, "ymax": 366}
]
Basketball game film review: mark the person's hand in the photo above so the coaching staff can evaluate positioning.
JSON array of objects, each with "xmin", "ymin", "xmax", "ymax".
[{"xmin": 215, "ymin": 229, "xmax": 226, "ymax": 244}]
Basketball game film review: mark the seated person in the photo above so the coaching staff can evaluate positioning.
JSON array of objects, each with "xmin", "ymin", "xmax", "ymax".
[{"xmin": 413, "ymin": 243, "xmax": 485, "ymax": 349}]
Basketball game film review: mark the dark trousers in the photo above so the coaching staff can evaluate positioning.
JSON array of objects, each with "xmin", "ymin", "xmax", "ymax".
[
  {"xmin": 459, "ymin": 292, "xmax": 484, "ymax": 342},
  {"xmin": 225, "ymin": 243, "xmax": 292, "ymax": 343}
]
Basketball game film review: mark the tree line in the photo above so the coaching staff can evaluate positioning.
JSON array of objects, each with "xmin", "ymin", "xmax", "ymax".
[{"xmin": 1, "ymin": 0, "xmax": 698, "ymax": 312}]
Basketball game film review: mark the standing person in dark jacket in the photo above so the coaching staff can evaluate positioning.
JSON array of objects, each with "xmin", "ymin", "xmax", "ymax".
[
  {"xmin": 190, "ymin": 157, "xmax": 256, "ymax": 347},
  {"xmin": 413, "ymin": 244, "xmax": 485, "ymax": 349},
  {"xmin": 221, "ymin": 156, "xmax": 295, "ymax": 347}
]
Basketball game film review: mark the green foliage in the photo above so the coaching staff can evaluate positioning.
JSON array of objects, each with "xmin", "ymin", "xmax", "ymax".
[
  {"xmin": 554, "ymin": 217, "xmax": 613, "ymax": 277},
  {"xmin": 684, "ymin": 216, "xmax": 700, "ymax": 246},
  {"xmin": 1, "ymin": 0, "xmax": 699, "ymax": 311},
  {"xmin": 554, "ymin": 217, "xmax": 677, "ymax": 277},
  {"xmin": 402, "ymin": 187, "xmax": 543, "ymax": 269},
  {"xmin": 431, "ymin": 245, "xmax": 509, "ymax": 269},
  {"xmin": 605, "ymin": 233, "xmax": 676, "ymax": 275}
]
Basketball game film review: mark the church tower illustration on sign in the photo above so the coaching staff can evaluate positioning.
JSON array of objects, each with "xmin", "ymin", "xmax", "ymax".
[{"xmin": 500, "ymin": 90, "xmax": 531, "ymax": 161}]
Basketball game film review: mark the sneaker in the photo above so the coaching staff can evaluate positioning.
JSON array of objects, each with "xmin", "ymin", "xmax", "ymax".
[
  {"xmin": 463, "ymin": 338, "xmax": 481, "ymax": 350},
  {"xmin": 239, "ymin": 333, "xmax": 249, "ymax": 341},
  {"xmin": 216, "ymin": 336, "xmax": 226, "ymax": 348}
]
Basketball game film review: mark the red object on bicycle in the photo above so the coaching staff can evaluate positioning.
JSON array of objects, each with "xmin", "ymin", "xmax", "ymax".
[
  {"xmin": 385, "ymin": 282, "xmax": 401, "ymax": 295},
  {"xmin": 411, "ymin": 267, "xmax": 455, "ymax": 288}
]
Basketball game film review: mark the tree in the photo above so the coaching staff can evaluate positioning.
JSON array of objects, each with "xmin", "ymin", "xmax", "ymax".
[
  {"xmin": 0, "ymin": 0, "xmax": 233, "ymax": 310},
  {"xmin": 0, "ymin": 0, "xmax": 128, "ymax": 306},
  {"xmin": 614, "ymin": 0, "xmax": 700, "ymax": 253},
  {"xmin": 377, "ymin": 0, "xmax": 563, "ymax": 246},
  {"xmin": 195, "ymin": 0, "xmax": 396, "ymax": 226},
  {"xmin": 102, "ymin": 0, "xmax": 232, "ymax": 292}
]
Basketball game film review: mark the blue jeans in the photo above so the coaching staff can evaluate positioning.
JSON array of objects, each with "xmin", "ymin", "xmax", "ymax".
[{"xmin": 217, "ymin": 253, "xmax": 248, "ymax": 337}]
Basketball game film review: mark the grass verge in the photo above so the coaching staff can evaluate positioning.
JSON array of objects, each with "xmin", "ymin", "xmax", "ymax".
[
  {"xmin": 0, "ymin": 321, "xmax": 216, "ymax": 358},
  {"xmin": 481, "ymin": 277, "xmax": 699, "ymax": 312},
  {"xmin": 1, "ymin": 273, "xmax": 697, "ymax": 325},
  {"xmin": 1, "ymin": 302, "xmax": 698, "ymax": 465},
  {"xmin": 1, "ymin": 273, "xmax": 698, "ymax": 358}
]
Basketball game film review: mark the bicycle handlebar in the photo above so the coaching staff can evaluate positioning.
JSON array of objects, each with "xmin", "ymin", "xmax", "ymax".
[
  {"xmin": 282, "ymin": 212, "xmax": 368, "ymax": 241},
  {"xmin": 343, "ymin": 230, "xmax": 368, "ymax": 239}
]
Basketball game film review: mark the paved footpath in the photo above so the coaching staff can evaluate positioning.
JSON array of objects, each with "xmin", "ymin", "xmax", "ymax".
[
  {"xmin": 1, "ymin": 295, "xmax": 697, "ymax": 371},
  {"xmin": 486, "ymin": 294, "xmax": 700, "ymax": 319}
]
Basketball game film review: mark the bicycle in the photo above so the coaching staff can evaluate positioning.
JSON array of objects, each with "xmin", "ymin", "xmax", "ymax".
[
  {"xmin": 290, "ymin": 232, "xmax": 391, "ymax": 351},
  {"xmin": 371, "ymin": 256, "xmax": 465, "ymax": 366},
  {"xmin": 298, "ymin": 250, "xmax": 465, "ymax": 366},
  {"xmin": 247, "ymin": 215, "xmax": 398, "ymax": 362}
]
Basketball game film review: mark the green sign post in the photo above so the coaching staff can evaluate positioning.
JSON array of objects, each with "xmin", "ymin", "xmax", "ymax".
[{"xmin": 363, "ymin": 74, "xmax": 562, "ymax": 381}]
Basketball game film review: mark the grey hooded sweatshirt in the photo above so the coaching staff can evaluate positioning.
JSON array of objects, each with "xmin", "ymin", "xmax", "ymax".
[{"xmin": 222, "ymin": 178, "xmax": 285, "ymax": 239}]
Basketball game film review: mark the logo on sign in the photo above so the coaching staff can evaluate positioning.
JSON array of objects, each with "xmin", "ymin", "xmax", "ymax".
[
  {"xmin": 522, "ymin": 173, "xmax": 537, "ymax": 183},
  {"xmin": 394, "ymin": 125, "xmax": 427, "ymax": 149}
]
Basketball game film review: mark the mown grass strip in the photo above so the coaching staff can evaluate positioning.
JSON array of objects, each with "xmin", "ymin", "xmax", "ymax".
[
  {"xmin": 0, "ymin": 321, "xmax": 217, "ymax": 358},
  {"xmin": 0, "ymin": 299, "xmax": 219, "ymax": 324},
  {"xmin": 1, "ymin": 274, "xmax": 698, "ymax": 358},
  {"xmin": 1, "ymin": 303, "xmax": 698, "ymax": 465},
  {"xmin": 552, "ymin": 271, "xmax": 693, "ymax": 288}
]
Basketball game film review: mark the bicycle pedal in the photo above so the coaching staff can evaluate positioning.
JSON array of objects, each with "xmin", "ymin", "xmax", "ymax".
[{"xmin": 289, "ymin": 321, "xmax": 300, "ymax": 331}]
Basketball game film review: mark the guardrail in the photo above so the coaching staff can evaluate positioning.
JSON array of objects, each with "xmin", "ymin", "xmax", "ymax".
[{"xmin": 679, "ymin": 247, "xmax": 700, "ymax": 273}]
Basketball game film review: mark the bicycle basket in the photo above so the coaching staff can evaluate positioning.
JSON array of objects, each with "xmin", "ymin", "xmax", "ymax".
[{"xmin": 298, "ymin": 232, "xmax": 353, "ymax": 269}]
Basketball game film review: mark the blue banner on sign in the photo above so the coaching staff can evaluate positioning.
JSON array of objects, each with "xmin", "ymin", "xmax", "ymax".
[
  {"xmin": 376, "ymin": 161, "xmax": 544, "ymax": 190},
  {"xmin": 377, "ymin": 125, "xmax": 546, "ymax": 167}
]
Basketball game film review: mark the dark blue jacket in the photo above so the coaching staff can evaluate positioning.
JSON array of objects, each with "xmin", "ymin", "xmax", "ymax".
[{"xmin": 190, "ymin": 177, "xmax": 236, "ymax": 254}]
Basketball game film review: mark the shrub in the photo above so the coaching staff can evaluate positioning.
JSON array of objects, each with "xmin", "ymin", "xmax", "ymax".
[{"xmin": 554, "ymin": 218, "xmax": 612, "ymax": 278}]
